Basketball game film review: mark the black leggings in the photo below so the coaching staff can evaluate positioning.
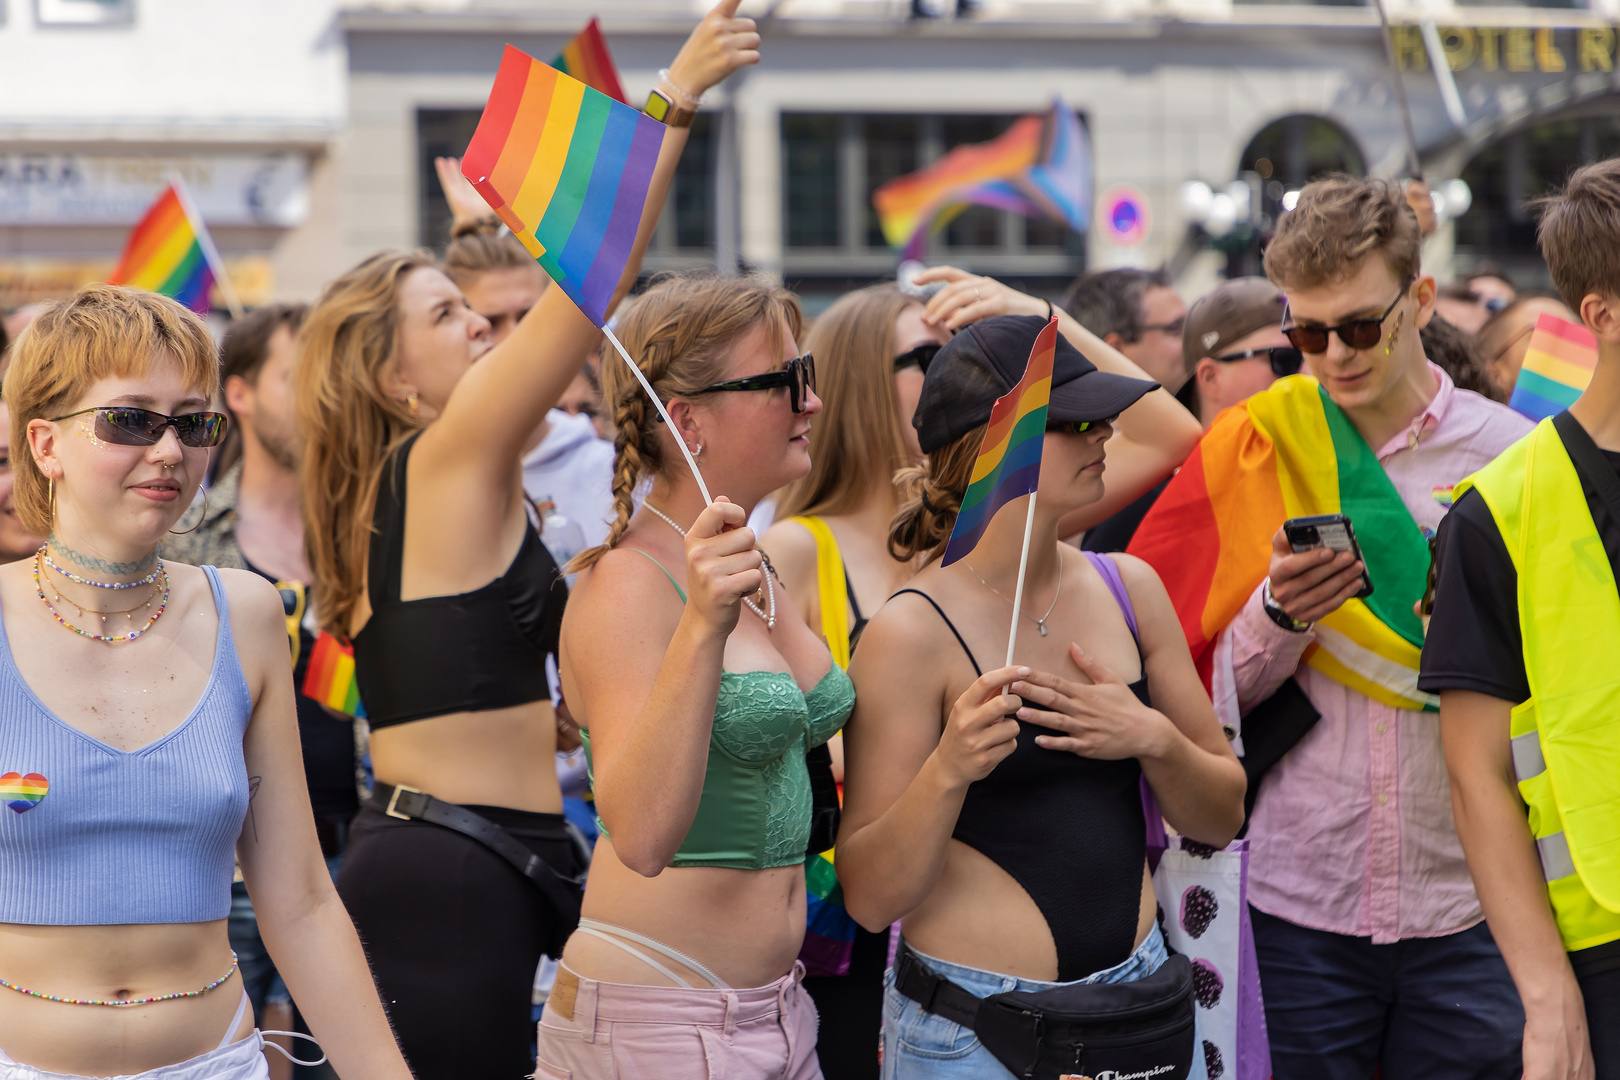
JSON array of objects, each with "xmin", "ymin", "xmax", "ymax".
[{"xmin": 337, "ymin": 800, "xmax": 583, "ymax": 1080}]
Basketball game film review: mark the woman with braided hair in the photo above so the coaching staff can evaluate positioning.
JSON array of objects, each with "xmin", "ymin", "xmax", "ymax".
[
  {"xmin": 294, "ymin": 9, "xmax": 761, "ymax": 1079},
  {"xmin": 535, "ymin": 271, "xmax": 846, "ymax": 1079}
]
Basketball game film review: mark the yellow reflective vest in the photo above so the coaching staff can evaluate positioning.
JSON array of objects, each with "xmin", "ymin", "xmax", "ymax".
[{"xmin": 1459, "ymin": 418, "xmax": 1620, "ymax": 951}]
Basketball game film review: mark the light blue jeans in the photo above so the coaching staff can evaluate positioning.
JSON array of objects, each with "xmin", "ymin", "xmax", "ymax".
[{"xmin": 880, "ymin": 924, "xmax": 1207, "ymax": 1080}]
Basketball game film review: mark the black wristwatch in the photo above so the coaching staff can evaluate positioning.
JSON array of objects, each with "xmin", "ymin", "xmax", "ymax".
[{"xmin": 1262, "ymin": 579, "xmax": 1312, "ymax": 633}]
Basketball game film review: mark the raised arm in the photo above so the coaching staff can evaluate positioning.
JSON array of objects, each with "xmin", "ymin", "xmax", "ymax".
[
  {"xmin": 419, "ymin": 0, "xmax": 761, "ymax": 482},
  {"xmin": 563, "ymin": 502, "xmax": 763, "ymax": 875},
  {"xmin": 836, "ymin": 597, "xmax": 1024, "ymax": 931},
  {"xmin": 915, "ymin": 267, "xmax": 1202, "ymax": 535},
  {"xmin": 226, "ymin": 572, "xmax": 413, "ymax": 1080}
]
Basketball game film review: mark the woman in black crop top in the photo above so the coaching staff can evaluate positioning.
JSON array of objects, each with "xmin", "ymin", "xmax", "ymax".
[
  {"xmin": 294, "ymin": 14, "xmax": 759, "ymax": 1078},
  {"xmin": 835, "ymin": 315, "xmax": 1246, "ymax": 1080}
]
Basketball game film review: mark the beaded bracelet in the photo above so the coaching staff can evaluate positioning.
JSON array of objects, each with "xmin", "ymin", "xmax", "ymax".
[{"xmin": 657, "ymin": 68, "xmax": 703, "ymax": 110}]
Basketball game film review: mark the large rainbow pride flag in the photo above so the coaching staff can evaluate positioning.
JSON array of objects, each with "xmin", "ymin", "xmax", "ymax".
[
  {"xmin": 1509, "ymin": 312, "xmax": 1598, "ymax": 421},
  {"xmin": 941, "ymin": 317, "xmax": 1057, "ymax": 567},
  {"xmin": 108, "ymin": 181, "xmax": 222, "ymax": 314},
  {"xmin": 461, "ymin": 44, "xmax": 665, "ymax": 327},
  {"xmin": 551, "ymin": 18, "xmax": 626, "ymax": 104},
  {"xmin": 1127, "ymin": 376, "xmax": 1435, "ymax": 711},
  {"xmin": 872, "ymin": 100, "xmax": 1091, "ymax": 261}
]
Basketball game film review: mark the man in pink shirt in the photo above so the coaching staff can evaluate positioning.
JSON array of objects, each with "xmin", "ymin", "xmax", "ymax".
[{"xmin": 1136, "ymin": 177, "xmax": 1532, "ymax": 1078}]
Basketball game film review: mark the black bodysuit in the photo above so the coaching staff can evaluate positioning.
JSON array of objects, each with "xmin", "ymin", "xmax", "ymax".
[
  {"xmin": 352, "ymin": 432, "xmax": 567, "ymax": 728},
  {"xmin": 896, "ymin": 575, "xmax": 1148, "ymax": 982}
]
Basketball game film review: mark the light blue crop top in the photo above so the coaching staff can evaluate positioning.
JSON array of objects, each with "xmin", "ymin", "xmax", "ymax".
[
  {"xmin": 0, "ymin": 565, "xmax": 252, "ymax": 924},
  {"xmin": 581, "ymin": 550, "xmax": 855, "ymax": 870}
]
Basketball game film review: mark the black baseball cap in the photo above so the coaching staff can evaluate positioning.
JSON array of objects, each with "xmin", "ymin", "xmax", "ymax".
[{"xmin": 913, "ymin": 315, "xmax": 1159, "ymax": 454}]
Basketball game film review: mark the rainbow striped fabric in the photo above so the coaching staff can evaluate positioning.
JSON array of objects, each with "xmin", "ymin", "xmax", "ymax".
[
  {"xmin": 302, "ymin": 631, "xmax": 366, "ymax": 719},
  {"xmin": 941, "ymin": 317, "xmax": 1057, "ymax": 567},
  {"xmin": 551, "ymin": 18, "xmax": 626, "ymax": 104},
  {"xmin": 461, "ymin": 44, "xmax": 665, "ymax": 327},
  {"xmin": 107, "ymin": 182, "xmax": 216, "ymax": 313},
  {"xmin": 801, "ymin": 849, "xmax": 859, "ymax": 976},
  {"xmin": 872, "ymin": 100, "xmax": 1091, "ymax": 260},
  {"xmin": 1128, "ymin": 376, "xmax": 1434, "ymax": 711},
  {"xmin": 0, "ymin": 772, "xmax": 47, "ymax": 814},
  {"xmin": 1509, "ymin": 313, "xmax": 1598, "ymax": 421}
]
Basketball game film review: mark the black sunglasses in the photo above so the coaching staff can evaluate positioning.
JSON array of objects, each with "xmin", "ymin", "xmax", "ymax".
[
  {"xmin": 1282, "ymin": 289, "xmax": 1406, "ymax": 354},
  {"xmin": 1213, "ymin": 345, "xmax": 1305, "ymax": 378},
  {"xmin": 700, "ymin": 354, "xmax": 817, "ymax": 414},
  {"xmin": 893, "ymin": 343, "xmax": 941, "ymax": 374},
  {"xmin": 1047, "ymin": 416, "xmax": 1115, "ymax": 436},
  {"xmin": 51, "ymin": 406, "xmax": 230, "ymax": 448}
]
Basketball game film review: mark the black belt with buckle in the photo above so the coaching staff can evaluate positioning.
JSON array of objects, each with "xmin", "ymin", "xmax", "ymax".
[{"xmin": 372, "ymin": 782, "xmax": 588, "ymax": 926}]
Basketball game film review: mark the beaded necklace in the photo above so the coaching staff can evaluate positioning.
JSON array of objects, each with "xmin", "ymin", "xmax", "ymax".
[
  {"xmin": 40, "ymin": 562, "xmax": 163, "ymax": 623},
  {"xmin": 34, "ymin": 553, "xmax": 170, "ymax": 643},
  {"xmin": 643, "ymin": 504, "xmax": 777, "ymax": 630},
  {"xmin": 41, "ymin": 549, "xmax": 162, "ymax": 590},
  {"xmin": 0, "ymin": 952, "xmax": 238, "ymax": 1007}
]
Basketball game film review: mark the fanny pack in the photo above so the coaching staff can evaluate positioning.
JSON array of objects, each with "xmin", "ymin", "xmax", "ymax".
[{"xmin": 894, "ymin": 942, "xmax": 1195, "ymax": 1080}]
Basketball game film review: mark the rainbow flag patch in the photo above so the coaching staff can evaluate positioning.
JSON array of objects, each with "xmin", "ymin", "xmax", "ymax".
[
  {"xmin": 0, "ymin": 772, "xmax": 48, "ymax": 814},
  {"xmin": 1432, "ymin": 485, "xmax": 1455, "ymax": 508},
  {"xmin": 302, "ymin": 632, "xmax": 366, "ymax": 719}
]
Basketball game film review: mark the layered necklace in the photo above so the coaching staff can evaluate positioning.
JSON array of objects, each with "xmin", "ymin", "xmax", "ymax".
[
  {"xmin": 963, "ymin": 547, "xmax": 1065, "ymax": 637},
  {"xmin": 34, "ymin": 547, "xmax": 170, "ymax": 643},
  {"xmin": 643, "ymin": 504, "xmax": 777, "ymax": 630}
]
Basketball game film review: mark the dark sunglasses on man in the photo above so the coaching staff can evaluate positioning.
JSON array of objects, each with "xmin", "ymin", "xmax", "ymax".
[
  {"xmin": 51, "ymin": 406, "xmax": 230, "ymax": 448},
  {"xmin": 699, "ymin": 353, "xmax": 817, "ymax": 414},
  {"xmin": 893, "ymin": 343, "xmax": 942, "ymax": 375},
  {"xmin": 1213, "ymin": 345, "xmax": 1305, "ymax": 378},
  {"xmin": 1281, "ymin": 287, "xmax": 1407, "ymax": 355}
]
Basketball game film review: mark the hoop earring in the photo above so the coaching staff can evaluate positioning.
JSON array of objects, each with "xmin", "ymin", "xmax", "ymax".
[
  {"xmin": 48, "ymin": 478, "xmax": 54, "ymax": 524},
  {"xmin": 689, "ymin": 443, "xmax": 703, "ymax": 463},
  {"xmin": 406, "ymin": 393, "xmax": 421, "ymax": 418},
  {"xmin": 168, "ymin": 487, "xmax": 208, "ymax": 536}
]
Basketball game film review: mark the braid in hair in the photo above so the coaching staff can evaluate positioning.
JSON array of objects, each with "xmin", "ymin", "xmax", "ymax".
[{"xmin": 888, "ymin": 425, "xmax": 986, "ymax": 563}]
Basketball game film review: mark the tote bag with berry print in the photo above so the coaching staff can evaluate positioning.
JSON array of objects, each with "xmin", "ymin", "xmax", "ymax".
[{"xmin": 1144, "ymin": 785, "xmax": 1271, "ymax": 1080}]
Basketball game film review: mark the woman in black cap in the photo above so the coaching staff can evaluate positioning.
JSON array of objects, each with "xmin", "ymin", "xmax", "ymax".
[{"xmin": 835, "ymin": 315, "xmax": 1246, "ymax": 1080}]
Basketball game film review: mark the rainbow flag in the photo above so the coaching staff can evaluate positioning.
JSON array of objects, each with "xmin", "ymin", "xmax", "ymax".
[
  {"xmin": 302, "ymin": 631, "xmax": 365, "ymax": 719},
  {"xmin": 1509, "ymin": 313, "xmax": 1598, "ymax": 421},
  {"xmin": 551, "ymin": 18, "xmax": 626, "ymax": 104},
  {"xmin": 461, "ymin": 44, "xmax": 665, "ymax": 327},
  {"xmin": 941, "ymin": 317, "xmax": 1057, "ymax": 567},
  {"xmin": 801, "ymin": 849, "xmax": 859, "ymax": 976},
  {"xmin": 108, "ymin": 181, "xmax": 220, "ymax": 314},
  {"xmin": 872, "ymin": 100, "xmax": 1091, "ymax": 260},
  {"xmin": 0, "ymin": 772, "xmax": 47, "ymax": 815},
  {"xmin": 1128, "ymin": 376, "xmax": 1435, "ymax": 711}
]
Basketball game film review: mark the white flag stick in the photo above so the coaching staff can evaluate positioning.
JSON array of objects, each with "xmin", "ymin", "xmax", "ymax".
[
  {"xmin": 1004, "ymin": 490, "xmax": 1040, "ymax": 669},
  {"xmin": 602, "ymin": 325, "xmax": 712, "ymax": 506},
  {"xmin": 168, "ymin": 173, "xmax": 244, "ymax": 319}
]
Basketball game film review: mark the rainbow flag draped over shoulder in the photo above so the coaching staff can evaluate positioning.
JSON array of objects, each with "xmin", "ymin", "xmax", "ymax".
[
  {"xmin": 1127, "ymin": 376, "xmax": 1435, "ymax": 711},
  {"xmin": 1510, "ymin": 313, "xmax": 1598, "ymax": 421},
  {"xmin": 872, "ymin": 100, "xmax": 1091, "ymax": 261},
  {"xmin": 551, "ymin": 18, "xmax": 626, "ymax": 104},
  {"xmin": 941, "ymin": 317, "xmax": 1057, "ymax": 567},
  {"xmin": 461, "ymin": 44, "xmax": 665, "ymax": 327},
  {"xmin": 108, "ymin": 181, "xmax": 218, "ymax": 313}
]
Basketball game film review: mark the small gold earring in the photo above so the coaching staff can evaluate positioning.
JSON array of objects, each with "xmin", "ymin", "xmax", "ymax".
[
  {"xmin": 406, "ymin": 393, "xmax": 420, "ymax": 418},
  {"xmin": 48, "ymin": 478, "xmax": 54, "ymax": 522}
]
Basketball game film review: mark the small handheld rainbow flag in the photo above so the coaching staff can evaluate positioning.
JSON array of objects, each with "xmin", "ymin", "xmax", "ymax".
[
  {"xmin": 460, "ymin": 44, "xmax": 665, "ymax": 328},
  {"xmin": 872, "ymin": 100, "xmax": 1091, "ymax": 261},
  {"xmin": 108, "ymin": 179, "xmax": 241, "ymax": 317},
  {"xmin": 303, "ymin": 631, "xmax": 366, "ymax": 719},
  {"xmin": 551, "ymin": 18, "xmax": 626, "ymax": 104},
  {"xmin": 941, "ymin": 317, "xmax": 1057, "ymax": 568},
  {"xmin": 1509, "ymin": 313, "xmax": 1598, "ymax": 422}
]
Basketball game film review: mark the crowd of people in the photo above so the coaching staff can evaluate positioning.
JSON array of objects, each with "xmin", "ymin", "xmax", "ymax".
[{"xmin": 2, "ymin": 4, "xmax": 1620, "ymax": 1080}]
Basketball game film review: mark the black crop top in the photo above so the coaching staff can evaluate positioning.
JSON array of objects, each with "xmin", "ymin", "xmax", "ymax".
[
  {"xmin": 352, "ymin": 433, "xmax": 567, "ymax": 729},
  {"xmin": 895, "ymin": 555, "xmax": 1148, "ymax": 981}
]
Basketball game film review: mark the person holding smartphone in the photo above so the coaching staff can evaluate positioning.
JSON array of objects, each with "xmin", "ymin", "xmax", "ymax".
[{"xmin": 1127, "ymin": 176, "xmax": 1531, "ymax": 1080}]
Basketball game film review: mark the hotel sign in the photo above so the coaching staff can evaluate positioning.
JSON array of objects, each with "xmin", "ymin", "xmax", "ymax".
[{"xmin": 1393, "ymin": 25, "xmax": 1620, "ymax": 74}]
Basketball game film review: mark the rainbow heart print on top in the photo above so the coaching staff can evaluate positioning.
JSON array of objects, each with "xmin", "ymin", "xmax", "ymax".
[{"xmin": 0, "ymin": 773, "xmax": 47, "ymax": 814}]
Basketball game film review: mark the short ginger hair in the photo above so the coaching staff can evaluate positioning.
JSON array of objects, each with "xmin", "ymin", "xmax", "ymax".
[
  {"xmin": 1536, "ymin": 158, "xmax": 1620, "ymax": 313},
  {"xmin": 1264, "ymin": 175, "xmax": 1422, "ymax": 290}
]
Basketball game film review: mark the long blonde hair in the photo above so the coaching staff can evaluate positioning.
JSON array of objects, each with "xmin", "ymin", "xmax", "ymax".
[
  {"xmin": 297, "ymin": 251, "xmax": 437, "ymax": 636},
  {"xmin": 570, "ymin": 271, "xmax": 802, "ymax": 573},
  {"xmin": 776, "ymin": 284, "xmax": 916, "ymax": 520}
]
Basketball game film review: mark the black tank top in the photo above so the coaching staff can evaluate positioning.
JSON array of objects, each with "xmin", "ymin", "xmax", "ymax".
[
  {"xmin": 352, "ymin": 432, "xmax": 566, "ymax": 729},
  {"xmin": 894, "ymin": 558, "xmax": 1148, "ymax": 981}
]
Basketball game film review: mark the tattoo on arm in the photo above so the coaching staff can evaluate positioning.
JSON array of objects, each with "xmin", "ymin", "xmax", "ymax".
[{"xmin": 246, "ymin": 775, "xmax": 261, "ymax": 843}]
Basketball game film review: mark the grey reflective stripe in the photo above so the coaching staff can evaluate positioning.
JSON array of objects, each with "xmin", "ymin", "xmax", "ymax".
[
  {"xmin": 1538, "ymin": 832, "xmax": 1577, "ymax": 882},
  {"xmin": 1512, "ymin": 731, "xmax": 1547, "ymax": 781}
]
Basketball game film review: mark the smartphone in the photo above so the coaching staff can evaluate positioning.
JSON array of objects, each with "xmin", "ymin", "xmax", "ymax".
[{"xmin": 1283, "ymin": 514, "xmax": 1373, "ymax": 600}]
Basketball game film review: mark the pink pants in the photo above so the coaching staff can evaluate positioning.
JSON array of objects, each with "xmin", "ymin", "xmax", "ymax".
[{"xmin": 535, "ymin": 961, "xmax": 823, "ymax": 1080}]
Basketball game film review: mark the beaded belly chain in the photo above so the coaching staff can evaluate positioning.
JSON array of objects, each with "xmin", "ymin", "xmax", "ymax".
[{"xmin": 0, "ymin": 951, "xmax": 238, "ymax": 1007}]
